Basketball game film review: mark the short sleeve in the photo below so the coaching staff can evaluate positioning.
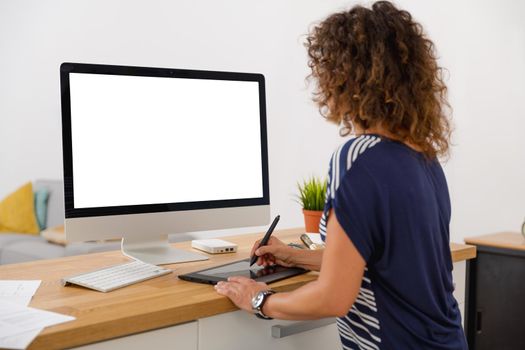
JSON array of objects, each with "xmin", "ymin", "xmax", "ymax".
[
  {"xmin": 332, "ymin": 163, "xmax": 384, "ymax": 263},
  {"xmin": 319, "ymin": 157, "xmax": 334, "ymax": 242}
]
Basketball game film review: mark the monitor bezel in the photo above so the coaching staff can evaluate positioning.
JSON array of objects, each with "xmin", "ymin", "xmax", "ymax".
[{"xmin": 60, "ymin": 62, "xmax": 269, "ymax": 219}]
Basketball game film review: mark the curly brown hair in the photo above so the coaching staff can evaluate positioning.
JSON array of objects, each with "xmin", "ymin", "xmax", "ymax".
[{"xmin": 306, "ymin": 1, "xmax": 451, "ymax": 158}]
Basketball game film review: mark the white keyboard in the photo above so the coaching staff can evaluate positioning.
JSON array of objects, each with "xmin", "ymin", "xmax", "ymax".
[{"xmin": 62, "ymin": 260, "xmax": 172, "ymax": 292}]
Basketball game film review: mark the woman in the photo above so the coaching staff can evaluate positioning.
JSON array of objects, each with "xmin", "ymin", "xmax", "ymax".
[{"xmin": 215, "ymin": 1, "xmax": 467, "ymax": 349}]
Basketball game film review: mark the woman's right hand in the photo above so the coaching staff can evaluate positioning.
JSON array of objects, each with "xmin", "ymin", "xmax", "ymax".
[{"xmin": 250, "ymin": 237, "xmax": 295, "ymax": 268}]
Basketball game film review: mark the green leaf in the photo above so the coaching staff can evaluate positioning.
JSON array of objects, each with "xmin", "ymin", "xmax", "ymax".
[{"xmin": 295, "ymin": 176, "xmax": 327, "ymax": 211}]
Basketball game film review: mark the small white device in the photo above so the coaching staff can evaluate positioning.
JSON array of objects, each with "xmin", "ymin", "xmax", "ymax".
[
  {"xmin": 191, "ymin": 239, "xmax": 238, "ymax": 254},
  {"xmin": 62, "ymin": 260, "xmax": 172, "ymax": 292}
]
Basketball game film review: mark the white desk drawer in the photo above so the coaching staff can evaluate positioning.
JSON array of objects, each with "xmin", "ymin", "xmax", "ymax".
[
  {"xmin": 73, "ymin": 321, "xmax": 198, "ymax": 350},
  {"xmin": 199, "ymin": 311, "xmax": 340, "ymax": 350}
]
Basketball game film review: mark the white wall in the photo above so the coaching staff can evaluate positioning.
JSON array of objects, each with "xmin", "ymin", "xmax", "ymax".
[{"xmin": 0, "ymin": 0, "xmax": 523, "ymax": 243}]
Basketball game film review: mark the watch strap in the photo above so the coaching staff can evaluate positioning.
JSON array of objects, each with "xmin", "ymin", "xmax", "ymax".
[{"xmin": 253, "ymin": 290, "xmax": 275, "ymax": 319}]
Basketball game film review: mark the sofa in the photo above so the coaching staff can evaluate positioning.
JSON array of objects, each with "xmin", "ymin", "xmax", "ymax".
[
  {"xmin": 0, "ymin": 179, "xmax": 215, "ymax": 265},
  {"xmin": 0, "ymin": 180, "xmax": 124, "ymax": 265}
]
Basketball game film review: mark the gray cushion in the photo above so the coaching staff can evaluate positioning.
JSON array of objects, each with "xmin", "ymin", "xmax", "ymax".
[
  {"xmin": 0, "ymin": 238, "xmax": 66, "ymax": 265},
  {"xmin": 0, "ymin": 234, "xmax": 46, "ymax": 263},
  {"xmin": 0, "ymin": 233, "xmax": 44, "ymax": 248}
]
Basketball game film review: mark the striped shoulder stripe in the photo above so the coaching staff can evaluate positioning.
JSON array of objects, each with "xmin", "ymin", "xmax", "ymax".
[
  {"xmin": 347, "ymin": 135, "xmax": 381, "ymax": 170},
  {"xmin": 330, "ymin": 135, "xmax": 381, "ymax": 200},
  {"xmin": 329, "ymin": 143, "xmax": 345, "ymax": 200}
]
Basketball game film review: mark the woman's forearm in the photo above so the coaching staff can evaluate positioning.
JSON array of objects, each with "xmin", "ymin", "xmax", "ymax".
[
  {"xmin": 216, "ymin": 211, "xmax": 364, "ymax": 322},
  {"xmin": 290, "ymin": 248, "xmax": 323, "ymax": 271}
]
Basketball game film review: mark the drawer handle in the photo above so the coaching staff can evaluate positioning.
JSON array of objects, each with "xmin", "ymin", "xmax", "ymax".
[
  {"xmin": 271, "ymin": 318, "xmax": 336, "ymax": 338},
  {"xmin": 476, "ymin": 310, "xmax": 483, "ymax": 334}
]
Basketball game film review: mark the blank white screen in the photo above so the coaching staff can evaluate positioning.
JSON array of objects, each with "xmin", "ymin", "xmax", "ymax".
[{"xmin": 69, "ymin": 73, "xmax": 263, "ymax": 208}]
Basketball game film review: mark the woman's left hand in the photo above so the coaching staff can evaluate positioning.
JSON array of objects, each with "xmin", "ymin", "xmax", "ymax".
[{"xmin": 214, "ymin": 276, "xmax": 270, "ymax": 313}]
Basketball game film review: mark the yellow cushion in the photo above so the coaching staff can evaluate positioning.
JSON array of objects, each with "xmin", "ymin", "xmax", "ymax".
[{"xmin": 0, "ymin": 182, "xmax": 40, "ymax": 234}]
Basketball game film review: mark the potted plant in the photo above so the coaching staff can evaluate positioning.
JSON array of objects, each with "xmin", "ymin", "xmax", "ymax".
[{"xmin": 297, "ymin": 176, "xmax": 327, "ymax": 233}]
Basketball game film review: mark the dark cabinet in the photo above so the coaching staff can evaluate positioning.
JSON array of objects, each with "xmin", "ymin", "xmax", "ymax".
[{"xmin": 465, "ymin": 233, "xmax": 525, "ymax": 350}]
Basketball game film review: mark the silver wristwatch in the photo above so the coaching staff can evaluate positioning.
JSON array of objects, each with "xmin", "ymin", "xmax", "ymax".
[{"xmin": 251, "ymin": 290, "xmax": 276, "ymax": 319}]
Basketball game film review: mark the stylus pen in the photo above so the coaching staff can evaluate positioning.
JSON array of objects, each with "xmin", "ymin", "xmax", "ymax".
[{"xmin": 250, "ymin": 215, "xmax": 280, "ymax": 266}]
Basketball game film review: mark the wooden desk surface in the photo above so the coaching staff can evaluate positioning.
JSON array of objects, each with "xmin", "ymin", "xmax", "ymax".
[
  {"xmin": 465, "ymin": 231, "xmax": 525, "ymax": 251},
  {"xmin": 0, "ymin": 228, "xmax": 476, "ymax": 350}
]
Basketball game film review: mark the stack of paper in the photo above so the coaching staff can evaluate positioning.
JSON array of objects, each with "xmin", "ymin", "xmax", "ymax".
[
  {"xmin": 0, "ymin": 280, "xmax": 41, "ymax": 306},
  {"xmin": 0, "ymin": 281, "xmax": 75, "ymax": 350}
]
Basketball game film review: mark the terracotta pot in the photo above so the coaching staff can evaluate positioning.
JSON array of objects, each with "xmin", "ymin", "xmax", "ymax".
[{"xmin": 303, "ymin": 209, "xmax": 323, "ymax": 233}]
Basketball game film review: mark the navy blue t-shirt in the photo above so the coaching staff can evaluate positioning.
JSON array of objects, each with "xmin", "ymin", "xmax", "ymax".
[{"xmin": 319, "ymin": 135, "xmax": 467, "ymax": 350}]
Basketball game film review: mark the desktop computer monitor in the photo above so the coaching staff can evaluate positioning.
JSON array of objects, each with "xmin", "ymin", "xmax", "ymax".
[{"xmin": 60, "ymin": 63, "xmax": 270, "ymax": 265}]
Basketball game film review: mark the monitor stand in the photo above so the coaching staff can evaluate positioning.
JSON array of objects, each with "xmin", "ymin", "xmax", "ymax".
[{"xmin": 121, "ymin": 234, "xmax": 209, "ymax": 265}]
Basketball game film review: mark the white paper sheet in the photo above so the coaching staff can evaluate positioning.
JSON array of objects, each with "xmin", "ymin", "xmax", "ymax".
[
  {"xmin": 0, "ymin": 280, "xmax": 41, "ymax": 306},
  {"xmin": 0, "ymin": 280, "xmax": 44, "ymax": 349},
  {"xmin": 0, "ymin": 300, "xmax": 75, "ymax": 338},
  {"xmin": 0, "ymin": 329, "xmax": 41, "ymax": 350}
]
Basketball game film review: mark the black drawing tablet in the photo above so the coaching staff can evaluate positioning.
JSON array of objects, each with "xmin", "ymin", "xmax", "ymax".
[{"xmin": 178, "ymin": 258, "xmax": 308, "ymax": 285}]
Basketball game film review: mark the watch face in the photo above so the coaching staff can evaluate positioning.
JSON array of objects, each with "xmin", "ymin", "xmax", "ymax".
[{"xmin": 252, "ymin": 291, "xmax": 265, "ymax": 309}]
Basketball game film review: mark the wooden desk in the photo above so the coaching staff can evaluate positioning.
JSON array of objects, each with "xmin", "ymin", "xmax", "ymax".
[
  {"xmin": 0, "ymin": 228, "xmax": 476, "ymax": 350},
  {"xmin": 465, "ymin": 231, "xmax": 525, "ymax": 251}
]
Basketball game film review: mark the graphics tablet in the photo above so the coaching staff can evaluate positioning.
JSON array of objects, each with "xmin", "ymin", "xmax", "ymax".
[{"xmin": 178, "ymin": 258, "xmax": 308, "ymax": 285}]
